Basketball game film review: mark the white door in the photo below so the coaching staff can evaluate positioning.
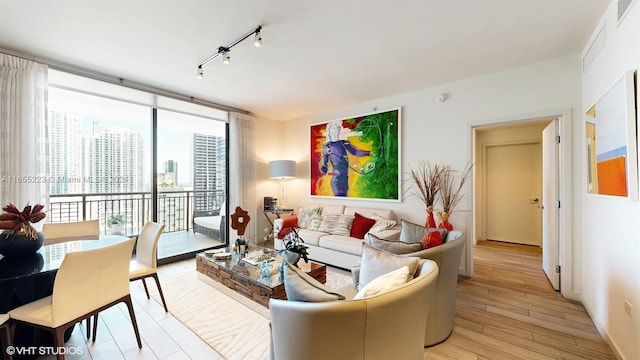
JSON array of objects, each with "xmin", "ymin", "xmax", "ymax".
[
  {"xmin": 542, "ymin": 121, "xmax": 560, "ymax": 290},
  {"xmin": 485, "ymin": 143, "xmax": 541, "ymax": 245}
]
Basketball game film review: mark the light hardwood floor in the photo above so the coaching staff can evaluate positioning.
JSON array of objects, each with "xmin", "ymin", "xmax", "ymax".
[
  {"xmin": 426, "ymin": 240, "xmax": 616, "ymax": 359},
  {"xmin": 37, "ymin": 240, "xmax": 614, "ymax": 359}
]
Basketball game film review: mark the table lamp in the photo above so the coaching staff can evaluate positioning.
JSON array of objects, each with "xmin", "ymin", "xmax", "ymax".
[{"xmin": 269, "ymin": 160, "xmax": 296, "ymax": 209}]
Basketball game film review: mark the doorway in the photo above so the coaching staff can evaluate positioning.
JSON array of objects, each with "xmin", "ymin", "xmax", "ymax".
[{"xmin": 472, "ymin": 116, "xmax": 567, "ymax": 294}]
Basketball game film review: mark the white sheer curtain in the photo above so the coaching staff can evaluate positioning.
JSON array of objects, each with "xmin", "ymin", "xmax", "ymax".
[
  {"xmin": 0, "ymin": 54, "xmax": 49, "ymax": 208},
  {"xmin": 229, "ymin": 112, "xmax": 257, "ymax": 242}
]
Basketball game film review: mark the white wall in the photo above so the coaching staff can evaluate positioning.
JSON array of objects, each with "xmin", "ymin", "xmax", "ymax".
[
  {"xmin": 279, "ymin": 55, "xmax": 581, "ymax": 222},
  {"xmin": 261, "ymin": 54, "xmax": 581, "ymax": 279},
  {"xmin": 580, "ymin": 1, "xmax": 640, "ymax": 358}
]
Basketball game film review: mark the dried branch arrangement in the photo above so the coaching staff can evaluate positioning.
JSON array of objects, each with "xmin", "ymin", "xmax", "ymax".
[
  {"xmin": 408, "ymin": 161, "xmax": 444, "ymax": 209},
  {"xmin": 438, "ymin": 162, "xmax": 473, "ymax": 215}
]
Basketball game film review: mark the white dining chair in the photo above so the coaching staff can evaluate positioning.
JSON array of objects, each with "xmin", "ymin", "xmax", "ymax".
[
  {"xmin": 8, "ymin": 238, "xmax": 140, "ymax": 360},
  {"xmin": 90, "ymin": 222, "xmax": 166, "ymax": 342},
  {"xmin": 42, "ymin": 219, "xmax": 100, "ymax": 245},
  {"xmin": 130, "ymin": 221, "xmax": 168, "ymax": 312}
]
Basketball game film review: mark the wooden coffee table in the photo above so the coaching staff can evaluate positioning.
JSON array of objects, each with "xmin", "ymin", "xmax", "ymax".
[{"xmin": 196, "ymin": 245, "xmax": 326, "ymax": 307}]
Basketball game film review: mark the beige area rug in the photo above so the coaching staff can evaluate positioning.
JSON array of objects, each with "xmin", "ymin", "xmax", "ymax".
[{"xmin": 148, "ymin": 266, "xmax": 352, "ymax": 360}]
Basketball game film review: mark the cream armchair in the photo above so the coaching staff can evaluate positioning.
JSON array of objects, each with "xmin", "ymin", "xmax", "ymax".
[
  {"xmin": 402, "ymin": 231, "xmax": 465, "ymax": 346},
  {"xmin": 269, "ymin": 259, "xmax": 439, "ymax": 360},
  {"xmin": 357, "ymin": 230, "xmax": 465, "ymax": 346}
]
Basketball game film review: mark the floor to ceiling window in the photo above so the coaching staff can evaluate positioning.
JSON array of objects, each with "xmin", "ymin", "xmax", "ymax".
[
  {"xmin": 47, "ymin": 70, "xmax": 228, "ymax": 261},
  {"xmin": 156, "ymin": 110, "xmax": 227, "ymax": 258}
]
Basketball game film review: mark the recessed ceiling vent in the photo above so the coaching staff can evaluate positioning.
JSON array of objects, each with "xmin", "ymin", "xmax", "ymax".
[
  {"xmin": 583, "ymin": 24, "xmax": 605, "ymax": 73},
  {"xmin": 618, "ymin": 0, "xmax": 636, "ymax": 23}
]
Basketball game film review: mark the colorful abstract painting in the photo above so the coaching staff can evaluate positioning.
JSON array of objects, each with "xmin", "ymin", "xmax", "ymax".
[
  {"xmin": 310, "ymin": 108, "xmax": 400, "ymax": 201},
  {"xmin": 585, "ymin": 70, "xmax": 638, "ymax": 199}
]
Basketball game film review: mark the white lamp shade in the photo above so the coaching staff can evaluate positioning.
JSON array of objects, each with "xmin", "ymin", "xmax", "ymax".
[{"xmin": 269, "ymin": 160, "xmax": 296, "ymax": 179}]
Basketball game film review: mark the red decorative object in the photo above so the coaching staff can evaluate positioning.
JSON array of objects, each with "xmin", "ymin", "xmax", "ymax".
[
  {"xmin": 350, "ymin": 212, "xmax": 376, "ymax": 239},
  {"xmin": 421, "ymin": 230, "xmax": 443, "ymax": 249},
  {"xmin": 425, "ymin": 206, "xmax": 436, "ymax": 228},
  {"xmin": 277, "ymin": 215, "xmax": 299, "ymax": 239},
  {"xmin": 437, "ymin": 211, "xmax": 453, "ymax": 231}
]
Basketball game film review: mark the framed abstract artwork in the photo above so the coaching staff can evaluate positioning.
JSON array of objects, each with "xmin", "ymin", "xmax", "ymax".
[
  {"xmin": 310, "ymin": 108, "xmax": 401, "ymax": 201},
  {"xmin": 585, "ymin": 70, "xmax": 638, "ymax": 200}
]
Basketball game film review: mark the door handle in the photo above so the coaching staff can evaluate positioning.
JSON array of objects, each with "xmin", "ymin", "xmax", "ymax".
[{"xmin": 530, "ymin": 198, "xmax": 539, "ymax": 202}]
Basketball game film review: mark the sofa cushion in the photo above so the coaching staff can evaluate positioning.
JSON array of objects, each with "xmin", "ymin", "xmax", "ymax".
[
  {"xmin": 421, "ymin": 230, "xmax": 443, "ymax": 249},
  {"xmin": 399, "ymin": 220, "xmax": 447, "ymax": 243},
  {"xmin": 297, "ymin": 229, "xmax": 326, "ymax": 247},
  {"xmin": 353, "ymin": 265, "xmax": 410, "ymax": 299},
  {"xmin": 350, "ymin": 212, "xmax": 377, "ymax": 239},
  {"xmin": 284, "ymin": 261, "xmax": 345, "ymax": 302},
  {"xmin": 297, "ymin": 207, "xmax": 321, "ymax": 229},
  {"xmin": 193, "ymin": 215, "xmax": 222, "ymax": 230},
  {"xmin": 368, "ymin": 233, "xmax": 423, "ymax": 254},
  {"xmin": 369, "ymin": 213, "xmax": 397, "ymax": 233},
  {"xmin": 319, "ymin": 235, "xmax": 364, "ymax": 256},
  {"xmin": 276, "ymin": 214, "xmax": 298, "ymax": 239},
  {"xmin": 358, "ymin": 243, "xmax": 419, "ymax": 288},
  {"xmin": 307, "ymin": 216, "xmax": 324, "ymax": 231},
  {"xmin": 318, "ymin": 214, "xmax": 354, "ymax": 236}
]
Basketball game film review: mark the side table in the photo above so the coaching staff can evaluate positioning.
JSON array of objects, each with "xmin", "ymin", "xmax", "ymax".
[{"xmin": 263, "ymin": 209, "xmax": 294, "ymax": 241}]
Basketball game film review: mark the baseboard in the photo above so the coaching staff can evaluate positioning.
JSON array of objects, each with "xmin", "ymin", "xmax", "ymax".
[{"xmin": 581, "ymin": 295, "xmax": 626, "ymax": 360}]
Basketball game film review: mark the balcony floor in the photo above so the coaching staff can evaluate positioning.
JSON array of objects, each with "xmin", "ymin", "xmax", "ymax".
[{"xmin": 157, "ymin": 230, "xmax": 225, "ymax": 265}]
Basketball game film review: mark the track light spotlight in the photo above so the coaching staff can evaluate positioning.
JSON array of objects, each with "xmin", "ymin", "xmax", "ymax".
[
  {"xmin": 254, "ymin": 31, "xmax": 262, "ymax": 47},
  {"xmin": 196, "ymin": 25, "xmax": 262, "ymax": 77}
]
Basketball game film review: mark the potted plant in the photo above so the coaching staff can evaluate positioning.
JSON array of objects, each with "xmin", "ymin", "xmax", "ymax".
[
  {"xmin": 0, "ymin": 203, "xmax": 47, "ymax": 257},
  {"xmin": 280, "ymin": 227, "xmax": 310, "ymax": 265},
  {"xmin": 107, "ymin": 214, "xmax": 125, "ymax": 235}
]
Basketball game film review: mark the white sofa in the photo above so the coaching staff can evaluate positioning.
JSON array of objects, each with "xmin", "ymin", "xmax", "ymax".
[{"xmin": 273, "ymin": 204, "xmax": 400, "ymax": 269}]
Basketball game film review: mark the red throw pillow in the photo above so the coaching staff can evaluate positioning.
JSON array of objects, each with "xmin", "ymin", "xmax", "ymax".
[
  {"xmin": 350, "ymin": 212, "xmax": 377, "ymax": 239},
  {"xmin": 277, "ymin": 215, "xmax": 299, "ymax": 239},
  {"xmin": 421, "ymin": 230, "xmax": 443, "ymax": 249}
]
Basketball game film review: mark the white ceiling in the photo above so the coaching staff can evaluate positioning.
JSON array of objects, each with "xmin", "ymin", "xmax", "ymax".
[{"xmin": 0, "ymin": 0, "xmax": 608, "ymax": 121}]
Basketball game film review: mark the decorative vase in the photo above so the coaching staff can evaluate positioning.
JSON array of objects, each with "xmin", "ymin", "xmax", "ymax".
[
  {"xmin": 425, "ymin": 206, "xmax": 436, "ymax": 228},
  {"xmin": 437, "ymin": 211, "xmax": 453, "ymax": 231},
  {"xmin": 283, "ymin": 250, "xmax": 301, "ymax": 266},
  {"xmin": 0, "ymin": 230, "xmax": 45, "ymax": 257},
  {"xmin": 108, "ymin": 223, "xmax": 124, "ymax": 235}
]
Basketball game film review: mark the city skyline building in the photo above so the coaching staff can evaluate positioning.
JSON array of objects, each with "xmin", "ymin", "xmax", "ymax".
[
  {"xmin": 87, "ymin": 121, "xmax": 146, "ymax": 193},
  {"xmin": 193, "ymin": 133, "xmax": 225, "ymax": 211},
  {"xmin": 48, "ymin": 110, "xmax": 84, "ymax": 194}
]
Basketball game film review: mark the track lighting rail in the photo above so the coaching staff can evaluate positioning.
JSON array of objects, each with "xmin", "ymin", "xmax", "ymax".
[{"xmin": 197, "ymin": 25, "xmax": 262, "ymax": 79}]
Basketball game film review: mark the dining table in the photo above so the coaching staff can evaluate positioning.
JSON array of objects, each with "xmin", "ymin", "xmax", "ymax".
[{"xmin": 0, "ymin": 235, "xmax": 130, "ymax": 359}]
